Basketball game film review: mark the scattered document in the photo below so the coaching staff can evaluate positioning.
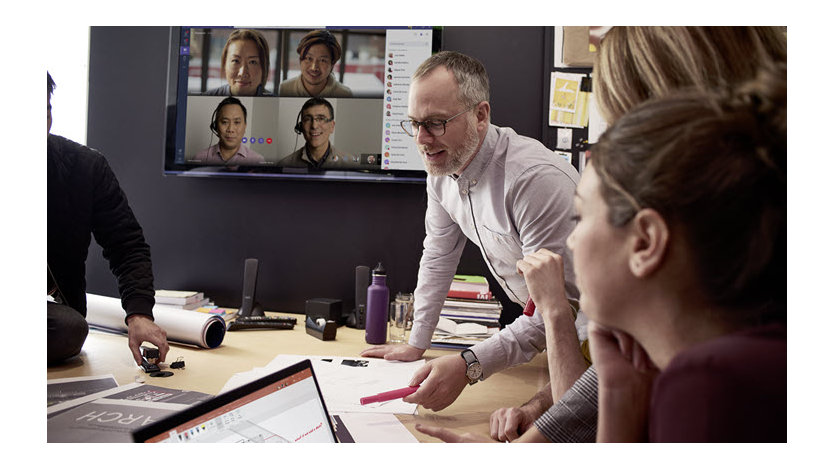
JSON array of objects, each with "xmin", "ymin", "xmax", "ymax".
[
  {"xmin": 221, "ymin": 355, "xmax": 424, "ymax": 415},
  {"xmin": 332, "ymin": 413, "xmax": 418, "ymax": 443},
  {"xmin": 47, "ymin": 374, "xmax": 119, "ymax": 408},
  {"xmin": 47, "ymin": 398, "xmax": 191, "ymax": 443},
  {"xmin": 47, "ymin": 382, "xmax": 213, "ymax": 442}
]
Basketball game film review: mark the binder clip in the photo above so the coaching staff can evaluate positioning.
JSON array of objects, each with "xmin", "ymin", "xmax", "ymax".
[{"xmin": 140, "ymin": 346, "xmax": 160, "ymax": 373}]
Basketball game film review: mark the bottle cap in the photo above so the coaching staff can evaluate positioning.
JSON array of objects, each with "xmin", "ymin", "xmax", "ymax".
[{"xmin": 372, "ymin": 262, "xmax": 386, "ymax": 276}]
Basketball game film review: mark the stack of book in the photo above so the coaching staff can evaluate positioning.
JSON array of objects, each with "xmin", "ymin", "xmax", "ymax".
[
  {"xmin": 431, "ymin": 275, "xmax": 502, "ymax": 350},
  {"xmin": 155, "ymin": 290, "xmax": 211, "ymax": 310}
]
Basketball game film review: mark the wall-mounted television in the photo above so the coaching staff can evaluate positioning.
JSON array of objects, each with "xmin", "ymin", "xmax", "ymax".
[{"xmin": 164, "ymin": 26, "xmax": 442, "ymax": 183}]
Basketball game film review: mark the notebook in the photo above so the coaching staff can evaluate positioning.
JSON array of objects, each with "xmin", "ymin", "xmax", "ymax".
[{"xmin": 132, "ymin": 359, "xmax": 338, "ymax": 443}]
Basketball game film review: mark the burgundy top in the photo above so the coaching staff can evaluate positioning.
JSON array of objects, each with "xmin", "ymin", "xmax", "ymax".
[{"xmin": 650, "ymin": 323, "xmax": 787, "ymax": 442}]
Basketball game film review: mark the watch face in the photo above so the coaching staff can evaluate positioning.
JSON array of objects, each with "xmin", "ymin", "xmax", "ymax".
[{"xmin": 467, "ymin": 363, "xmax": 482, "ymax": 380}]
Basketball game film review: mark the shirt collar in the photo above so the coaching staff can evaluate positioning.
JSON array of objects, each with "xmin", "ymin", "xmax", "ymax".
[
  {"xmin": 301, "ymin": 143, "xmax": 332, "ymax": 168},
  {"xmin": 451, "ymin": 124, "xmax": 497, "ymax": 189},
  {"xmin": 212, "ymin": 144, "xmax": 250, "ymax": 163}
]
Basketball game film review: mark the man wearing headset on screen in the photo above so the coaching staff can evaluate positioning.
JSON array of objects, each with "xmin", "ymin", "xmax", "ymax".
[
  {"xmin": 278, "ymin": 97, "xmax": 357, "ymax": 169},
  {"xmin": 279, "ymin": 30, "xmax": 353, "ymax": 98},
  {"xmin": 192, "ymin": 97, "xmax": 266, "ymax": 166}
]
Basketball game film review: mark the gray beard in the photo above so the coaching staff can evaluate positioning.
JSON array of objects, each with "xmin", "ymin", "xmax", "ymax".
[{"xmin": 421, "ymin": 120, "xmax": 480, "ymax": 177}]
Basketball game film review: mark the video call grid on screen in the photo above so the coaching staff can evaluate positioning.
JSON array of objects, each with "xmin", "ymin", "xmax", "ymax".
[
  {"xmin": 138, "ymin": 361, "xmax": 338, "ymax": 443},
  {"xmin": 166, "ymin": 26, "xmax": 439, "ymax": 182}
]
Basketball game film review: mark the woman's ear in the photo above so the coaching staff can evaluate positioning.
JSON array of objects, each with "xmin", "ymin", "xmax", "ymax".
[{"xmin": 627, "ymin": 208, "xmax": 669, "ymax": 278}]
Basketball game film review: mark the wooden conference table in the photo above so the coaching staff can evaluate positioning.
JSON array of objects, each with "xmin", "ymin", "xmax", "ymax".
[{"xmin": 46, "ymin": 312, "xmax": 550, "ymax": 442}]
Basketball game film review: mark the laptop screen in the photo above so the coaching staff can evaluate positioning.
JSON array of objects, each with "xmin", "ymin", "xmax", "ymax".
[{"xmin": 133, "ymin": 359, "xmax": 337, "ymax": 443}]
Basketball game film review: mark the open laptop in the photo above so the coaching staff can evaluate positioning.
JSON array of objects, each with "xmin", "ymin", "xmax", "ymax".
[{"xmin": 132, "ymin": 359, "xmax": 338, "ymax": 443}]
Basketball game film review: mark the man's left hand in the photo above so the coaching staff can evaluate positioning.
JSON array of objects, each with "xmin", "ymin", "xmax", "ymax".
[{"xmin": 126, "ymin": 315, "xmax": 169, "ymax": 366}]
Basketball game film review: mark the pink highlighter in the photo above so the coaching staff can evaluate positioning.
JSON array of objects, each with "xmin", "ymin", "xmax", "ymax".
[
  {"xmin": 360, "ymin": 386, "xmax": 419, "ymax": 405},
  {"xmin": 523, "ymin": 297, "xmax": 536, "ymax": 316}
]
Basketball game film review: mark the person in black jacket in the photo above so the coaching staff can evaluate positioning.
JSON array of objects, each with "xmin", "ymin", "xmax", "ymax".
[{"xmin": 47, "ymin": 72, "xmax": 169, "ymax": 365}]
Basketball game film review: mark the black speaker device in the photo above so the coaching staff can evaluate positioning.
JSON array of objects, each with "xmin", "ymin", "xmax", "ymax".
[
  {"xmin": 239, "ymin": 258, "xmax": 262, "ymax": 317},
  {"xmin": 347, "ymin": 265, "xmax": 370, "ymax": 329}
]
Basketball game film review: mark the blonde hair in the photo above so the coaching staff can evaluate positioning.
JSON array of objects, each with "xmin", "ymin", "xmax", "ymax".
[
  {"xmin": 592, "ymin": 64, "xmax": 786, "ymax": 320},
  {"xmin": 594, "ymin": 27, "xmax": 786, "ymax": 124}
]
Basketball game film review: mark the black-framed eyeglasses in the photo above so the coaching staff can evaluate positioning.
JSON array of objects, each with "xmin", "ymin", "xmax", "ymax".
[
  {"xmin": 400, "ymin": 105, "xmax": 477, "ymax": 138},
  {"xmin": 301, "ymin": 115, "xmax": 334, "ymax": 125}
]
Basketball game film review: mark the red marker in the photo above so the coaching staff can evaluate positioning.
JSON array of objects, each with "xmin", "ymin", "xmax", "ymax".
[
  {"xmin": 360, "ymin": 386, "xmax": 419, "ymax": 405},
  {"xmin": 523, "ymin": 297, "xmax": 536, "ymax": 316}
]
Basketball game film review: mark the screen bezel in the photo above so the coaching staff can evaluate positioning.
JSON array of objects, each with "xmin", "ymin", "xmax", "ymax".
[
  {"xmin": 163, "ymin": 26, "xmax": 442, "ymax": 184},
  {"xmin": 132, "ymin": 359, "xmax": 337, "ymax": 443}
]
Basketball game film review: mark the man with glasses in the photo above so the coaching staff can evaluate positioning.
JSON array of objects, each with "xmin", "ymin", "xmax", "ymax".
[
  {"xmin": 279, "ymin": 97, "xmax": 352, "ymax": 169},
  {"xmin": 361, "ymin": 51, "xmax": 589, "ymax": 439}
]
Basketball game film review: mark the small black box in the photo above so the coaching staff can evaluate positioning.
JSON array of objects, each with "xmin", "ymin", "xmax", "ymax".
[{"xmin": 305, "ymin": 298, "xmax": 342, "ymax": 323}]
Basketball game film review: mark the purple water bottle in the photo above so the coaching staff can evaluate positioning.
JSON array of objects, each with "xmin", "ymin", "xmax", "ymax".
[{"xmin": 365, "ymin": 262, "xmax": 389, "ymax": 344}]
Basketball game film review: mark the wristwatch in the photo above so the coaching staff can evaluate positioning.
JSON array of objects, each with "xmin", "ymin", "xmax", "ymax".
[{"xmin": 461, "ymin": 349, "xmax": 482, "ymax": 385}]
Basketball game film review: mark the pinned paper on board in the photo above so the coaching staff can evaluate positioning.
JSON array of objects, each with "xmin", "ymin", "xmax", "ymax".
[
  {"xmin": 551, "ymin": 73, "xmax": 580, "ymax": 112},
  {"xmin": 549, "ymin": 72, "xmax": 591, "ymax": 128}
]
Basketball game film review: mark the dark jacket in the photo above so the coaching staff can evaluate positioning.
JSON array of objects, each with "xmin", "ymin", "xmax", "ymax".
[{"xmin": 47, "ymin": 134, "xmax": 155, "ymax": 321}]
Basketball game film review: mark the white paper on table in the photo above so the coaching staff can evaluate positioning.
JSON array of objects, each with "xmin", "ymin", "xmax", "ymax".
[
  {"xmin": 47, "ymin": 383, "xmax": 144, "ymax": 418},
  {"xmin": 86, "ymin": 293, "xmax": 227, "ymax": 348},
  {"xmin": 220, "ymin": 354, "xmax": 424, "ymax": 414},
  {"xmin": 332, "ymin": 413, "xmax": 418, "ymax": 443}
]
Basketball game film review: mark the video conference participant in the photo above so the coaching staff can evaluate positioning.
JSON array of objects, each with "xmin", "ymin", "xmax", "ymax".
[
  {"xmin": 279, "ymin": 30, "xmax": 353, "ymax": 98},
  {"xmin": 204, "ymin": 29, "xmax": 274, "ymax": 97},
  {"xmin": 361, "ymin": 51, "xmax": 587, "ymax": 414},
  {"xmin": 47, "ymin": 72, "xmax": 169, "ymax": 366},
  {"xmin": 278, "ymin": 97, "xmax": 354, "ymax": 169},
  {"xmin": 192, "ymin": 97, "xmax": 266, "ymax": 165}
]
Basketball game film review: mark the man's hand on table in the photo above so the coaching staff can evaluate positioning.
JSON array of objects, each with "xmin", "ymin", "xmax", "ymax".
[{"xmin": 360, "ymin": 343, "xmax": 425, "ymax": 361}]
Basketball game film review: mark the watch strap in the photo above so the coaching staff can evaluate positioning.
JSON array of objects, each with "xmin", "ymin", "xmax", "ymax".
[{"xmin": 461, "ymin": 349, "xmax": 482, "ymax": 385}]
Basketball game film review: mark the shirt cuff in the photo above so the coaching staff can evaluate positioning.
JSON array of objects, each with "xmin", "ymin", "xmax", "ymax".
[
  {"xmin": 533, "ymin": 366, "xmax": 598, "ymax": 442},
  {"xmin": 122, "ymin": 295, "xmax": 155, "ymax": 325}
]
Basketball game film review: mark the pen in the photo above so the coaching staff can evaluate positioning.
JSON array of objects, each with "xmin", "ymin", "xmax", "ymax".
[
  {"xmin": 360, "ymin": 386, "xmax": 419, "ymax": 405},
  {"xmin": 523, "ymin": 297, "xmax": 536, "ymax": 316}
]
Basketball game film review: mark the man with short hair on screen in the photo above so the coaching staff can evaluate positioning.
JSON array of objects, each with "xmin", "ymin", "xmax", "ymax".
[
  {"xmin": 360, "ymin": 51, "xmax": 589, "ymax": 438},
  {"xmin": 193, "ymin": 97, "xmax": 265, "ymax": 166},
  {"xmin": 278, "ymin": 30, "xmax": 352, "ymax": 98},
  {"xmin": 47, "ymin": 72, "xmax": 169, "ymax": 366},
  {"xmin": 278, "ymin": 97, "xmax": 353, "ymax": 169}
]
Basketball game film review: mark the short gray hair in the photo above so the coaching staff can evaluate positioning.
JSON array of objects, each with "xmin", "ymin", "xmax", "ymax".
[{"xmin": 413, "ymin": 51, "xmax": 490, "ymax": 108}]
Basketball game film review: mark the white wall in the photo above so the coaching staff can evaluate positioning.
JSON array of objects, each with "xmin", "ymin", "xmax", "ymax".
[{"xmin": 47, "ymin": 26, "xmax": 90, "ymax": 145}]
